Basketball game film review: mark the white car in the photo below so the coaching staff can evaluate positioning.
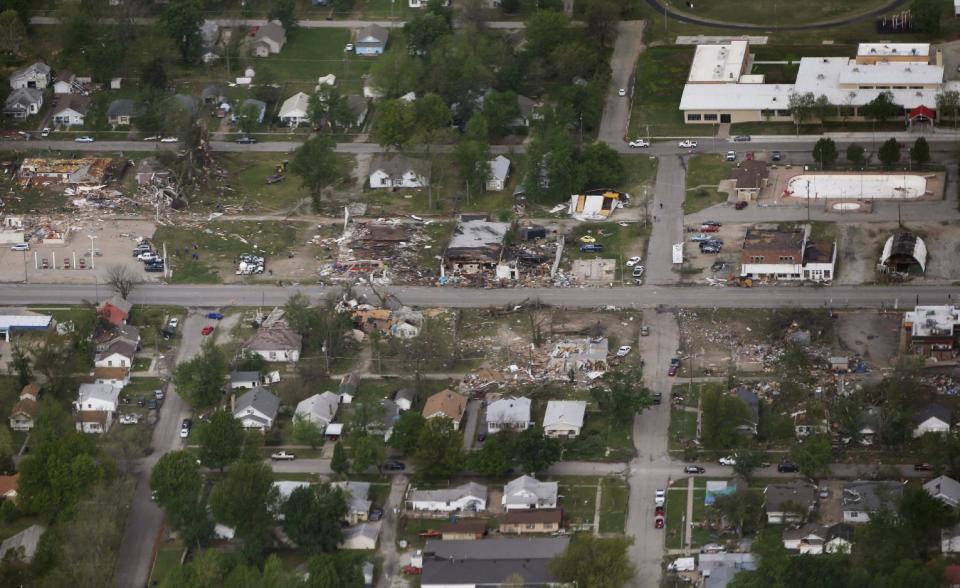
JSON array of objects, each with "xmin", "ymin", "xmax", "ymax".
[
  {"xmin": 168, "ymin": 318, "xmax": 179, "ymax": 329},
  {"xmin": 628, "ymin": 139, "xmax": 650, "ymax": 148},
  {"xmin": 655, "ymin": 489, "xmax": 665, "ymax": 506},
  {"xmin": 618, "ymin": 88, "xmax": 627, "ymax": 97},
  {"xmin": 40, "ymin": 127, "xmax": 50, "ymax": 137},
  {"xmin": 138, "ymin": 252, "xmax": 159, "ymax": 262},
  {"xmin": 719, "ymin": 456, "xmax": 737, "ymax": 466},
  {"xmin": 616, "ymin": 345, "xmax": 632, "ymax": 357},
  {"xmin": 725, "ymin": 151, "xmax": 736, "ymax": 161},
  {"xmin": 10, "ymin": 243, "xmax": 29, "ymax": 251},
  {"xmin": 626, "ymin": 256, "xmax": 642, "ymax": 267},
  {"xmin": 344, "ymin": 43, "xmax": 355, "ymax": 52},
  {"xmin": 160, "ymin": 137, "xmax": 179, "ymax": 143},
  {"xmin": 75, "ymin": 136, "xmax": 95, "ymax": 143},
  {"xmin": 678, "ymin": 140, "xmax": 697, "ymax": 148},
  {"xmin": 143, "ymin": 136, "xmax": 159, "ymax": 141}
]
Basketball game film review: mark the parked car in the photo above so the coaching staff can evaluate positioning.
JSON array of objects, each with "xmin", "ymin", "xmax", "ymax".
[
  {"xmin": 206, "ymin": 312, "xmax": 225, "ymax": 320},
  {"xmin": 819, "ymin": 486, "xmax": 829, "ymax": 498},
  {"xmin": 701, "ymin": 543, "xmax": 726, "ymax": 554},
  {"xmin": 266, "ymin": 174, "xmax": 284, "ymax": 184},
  {"xmin": 655, "ymin": 505, "xmax": 665, "ymax": 515},
  {"xmin": 745, "ymin": 152, "xmax": 754, "ymax": 160},
  {"xmin": 626, "ymin": 256, "xmax": 642, "ymax": 267},
  {"xmin": 616, "ymin": 345, "xmax": 632, "ymax": 357},
  {"xmin": 578, "ymin": 235, "xmax": 597, "ymax": 243},
  {"xmin": 733, "ymin": 135, "xmax": 751, "ymax": 142},
  {"xmin": 640, "ymin": 326, "xmax": 650, "ymax": 336},
  {"xmin": 10, "ymin": 243, "xmax": 28, "ymax": 251},
  {"xmin": 201, "ymin": 326, "xmax": 214, "ymax": 336},
  {"xmin": 699, "ymin": 224, "xmax": 720, "ymax": 233},
  {"xmin": 777, "ymin": 460, "xmax": 799, "ymax": 473},
  {"xmin": 168, "ymin": 318, "xmax": 179, "ymax": 329},
  {"xmin": 180, "ymin": 419, "xmax": 191, "ymax": 438},
  {"xmin": 344, "ymin": 43, "xmax": 355, "ymax": 52},
  {"xmin": 652, "ymin": 392, "xmax": 662, "ymax": 405},
  {"xmin": 369, "ymin": 508, "xmax": 383, "ymax": 521},
  {"xmin": 236, "ymin": 136, "xmax": 258, "ymax": 144},
  {"xmin": 914, "ymin": 463, "xmax": 933, "ymax": 471},
  {"xmin": 668, "ymin": 365, "xmax": 678, "ymax": 376},
  {"xmin": 383, "ymin": 460, "xmax": 406, "ymax": 471},
  {"xmin": 579, "ymin": 244, "xmax": 604, "ymax": 253},
  {"xmin": 654, "ymin": 516, "xmax": 665, "ymax": 529},
  {"xmin": 629, "ymin": 139, "xmax": 650, "ymax": 148},
  {"xmin": 271, "ymin": 451, "xmax": 296, "ymax": 461},
  {"xmin": 75, "ymin": 136, "xmax": 95, "ymax": 142},
  {"xmin": 725, "ymin": 151, "xmax": 736, "ymax": 161},
  {"xmin": 684, "ymin": 465, "xmax": 706, "ymax": 474},
  {"xmin": 160, "ymin": 137, "xmax": 179, "ymax": 143},
  {"xmin": 702, "ymin": 220, "xmax": 722, "ymax": 227},
  {"xmin": 699, "ymin": 244, "xmax": 721, "ymax": 254},
  {"xmin": 618, "ymin": 88, "xmax": 627, "ymax": 97},
  {"xmin": 719, "ymin": 456, "xmax": 737, "ymax": 466},
  {"xmin": 155, "ymin": 390, "xmax": 165, "ymax": 400},
  {"xmin": 147, "ymin": 398, "xmax": 158, "ymax": 410},
  {"xmin": 772, "ymin": 150, "xmax": 782, "ymax": 161},
  {"xmin": 735, "ymin": 201, "xmax": 748, "ymax": 210},
  {"xmin": 678, "ymin": 140, "xmax": 697, "ymax": 148},
  {"xmin": 690, "ymin": 234, "xmax": 713, "ymax": 242},
  {"xmin": 40, "ymin": 127, "xmax": 50, "ymax": 137},
  {"xmin": 144, "ymin": 263, "xmax": 164, "ymax": 272},
  {"xmin": 632, "ymin": 265, "xmax": 645, "ymax": 279}
]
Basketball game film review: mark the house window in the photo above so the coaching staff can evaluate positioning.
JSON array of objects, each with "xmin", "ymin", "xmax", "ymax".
[
  {"xmin": 850, "ymin": 512, "xmax": 859, "ymax": 518},
  {"xmin": 107, "ymin": 360, "xmax": 113, "ymax": 366},
  {"xmin": 526, "ymin": 524, "xmax": 535, "ymax": 529},
  {"xmin": 778, "ymin": 256, "xmax": 794, "ymax": 263},
  {"xmin": 269, "ymin": 352, "xmax": 277, "ymax": 360},
  {"xmin": 823, "ymin": 270, "xmax": 831, "ymax": 279},
  {"xmin": 749, "ymin": 256, "xmax": 764, "ymax": 263},
  {"xmin": 704, "ymin": 114, "xmax": 718, "ymax": 121},
  {"xmin": 687, "ymin": 113, "xmax": 702, "ymax": 121}
]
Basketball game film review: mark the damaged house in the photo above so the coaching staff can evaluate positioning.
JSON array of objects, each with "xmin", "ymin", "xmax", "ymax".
[
  {"xmin": 568, "ymin": 189, "xmax": 629, "ymax": 221},
  {"xmin": 879, "ymin": 231, "xmax": 927, "ymax": 276},
  {"xmin": 443, "ymin": 215, "xmax": 513, "ymax": 278},
  {"xmin": 547, "ymin": 338, "xmax": 609, "ymax": 377}
]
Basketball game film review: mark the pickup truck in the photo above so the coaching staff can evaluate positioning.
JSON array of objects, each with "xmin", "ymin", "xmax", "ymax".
[{"xmin": 270, "ymin": 451, "xmax": 296, "ymax": 461}]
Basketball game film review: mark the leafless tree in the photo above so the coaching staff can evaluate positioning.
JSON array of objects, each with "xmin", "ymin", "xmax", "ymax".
[{"xmin": 106, "ymin": 265, "xmax": 140, "ymax": 300}]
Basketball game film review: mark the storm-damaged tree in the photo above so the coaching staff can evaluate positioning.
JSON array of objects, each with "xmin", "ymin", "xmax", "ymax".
[
  {"xmin": 290, "ymin": 135, "xmax": 349, "ymax": 209},
  {"xmin": 106, "ymin": 264, "xmax": 139, "ymax": 299}
]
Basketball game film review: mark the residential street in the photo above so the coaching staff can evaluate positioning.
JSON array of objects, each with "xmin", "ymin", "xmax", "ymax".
[
  {"xmin": 376, "ymin": 475, "xmax": 410, "ymax": 588},
  {"xmin": 598, "ymin": 21, "xmax": 645, "ymax": 145},
  {"xmin": 112, "ymin": 311, "xmax": 207, "ymax": 588},
  {"xmin": 644, "ymin": 156, "xmax": 686, "ymax": 285}
]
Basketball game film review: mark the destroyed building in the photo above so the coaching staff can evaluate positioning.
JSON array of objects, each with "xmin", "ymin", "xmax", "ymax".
[
  {"xmin": 547, "ymin": 338, "xmax": 609, "ymax": 377},
  {"xmin": 879, "ymin": 231, "xmax": 927, "ymax": 276},
  {"xmin": 443, "ymin": 215, "xmax": 511, "ymax": 276},
  {"xmin": 567, "ymin": 190, "xmax": 629, "ymax": 221},
  {"xmin": 19, "ymin": 158, "xmax": 123, "ymax": 187}
]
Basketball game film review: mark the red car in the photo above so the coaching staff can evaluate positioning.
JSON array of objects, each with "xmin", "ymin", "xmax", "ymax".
[
  {"xmin": 735, "ymin": 201, "xmax": 748, "ymax": 210},
  {"xmin": 402, "ymin": 566, "xmax": 422, "ymax": 576},
  {"xmin": 201, "ymin": 326, "xmax": 214, "ymax": 336},
  {"xmin": 745, "ymin": 151, "xmax": 754, "ymax": 160},
  {"xmin": 655, "ymin": 505, "xmax": 665, "ymax": 515},
  {"xmin": 668, "ymin": 366, "xmax": 678, "ymax": 376},
  {"xmin": 699, "ymin": 225, "xmax": 720, "ymax": 232},
  {"xmin": 655, "ymin": 516, "xmax": 665, "ymax": 529}
]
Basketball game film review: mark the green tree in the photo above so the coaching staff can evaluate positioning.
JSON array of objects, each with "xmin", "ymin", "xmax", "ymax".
[
  {"xmin": 413, "ymin": 93, "xmax": 451, "ymax": 132},
  {"xmin": 140, "ymin": 58, "xmax": 168, "ymax": 92},
  {"xmin": 481, "ymin": 90, "xmax": 522, "ymax": 138},
  {"xmin": 580, "ymin": 142, "xmax": 625, "ymax": 188},
  {"xmin": 862, "ymin": 91, "xmax": 898, "ymax": 123},
  {"xmin": 465, "ymin": 113, "xmax": 489, "ymax": 142},
  {"xmin": 812, "ymin": 137, "xmax": 838, "ymax": 169},
  {"xmin": 10, "ymin": 343, "xmax": 32, "ymax": 389},
  {"xmin": 403, "ymin": 12, "xmax": 450, "ymax": 55},
  {"xmin": 369, "ymin": 49, "xmax": 424, "ymax": 98},
  {"xmin": 788, "ymin": 92, "xmax": 816, "ymax": 132},
  {"xmin": 371, "ymin": 99, "xmax": 416, "ymax": 149},
  {"xmin": 291, "ymin": 414, "xmax": 325, "ymax": 449},
  {"xmin": 17, "ymin": 432, "xmax": 106, "ymax": 520},
  {"xmin": 236, "ymin": 102, "xmax": 261, "ymax": 135},
  {"xmin": 514, "ymin": 427, "xmax": 561, "ymax": 474},
  {"xmin": 731, "ymin": 449, "xmax": 766, "ymax": 484},
  {"xmin": 700, "ymin": 388, "xmax": 750, "ymax": 450},
  {"xmin": 910, "ymin": 137, "xmax": 930, "ymax": 169},
  {"xmin": 936, "ymin": 89, "xmax": 960, "ymax": 129},
  {"xmin": 209, "ymin": 461, "xmax": 278, "ymax": 554},
  {"xmin": 878, "ymin": 138, "xmax": 901, "ymax": 170},
  {"xmin": 456, "ymin": 140, "xmax": 491, "ymax": 196},
  {"xmin": 590, "ymin": 365, "xmax": 651, "ymax": 426},
  {"xmin": 412, "ymin": 417, "xmax": 465, "ymax": 480},
  {"xmin": 305, "ymin": 553, "xmax": 365, "ymax": 588},
  {"xmin": 291, "ymin": 135, "xmax": 349, "ymax": 208},
  {"xmin": 846, "ymin": 143, "xmax": 866, "ymax": 169},
  {"xmin": 0, "ymin": 10, "xmax": 28, "ymax": 56},
  {"xmin": 173, "ymin": 340, "xmax": 227, "ymax": 407},
  {"xmin": 350, "ymin": 434, "xmax": 386, "ymax": 473},
  {"xmin": 911, "ymin": 0, "xmax": 941, "ymax": 36},
  {"xmin": 712, "ymin": 488, "xmax": 765, "ymax": 537},
  {"xmin": 813, "ymin": 94, "xmax": 834, "ymax": 122},
  {"xmin": 550, "ymin": 535, "xmax": 635, "ymax": 588},
  {"xmin": 150, "ymin": 450, "xmax": 201, "ymax": 506},
  {"xmin": 162, "ymin": 0, "xmax": 205, "ymax": 63},
  {"xmin": 197, "ymin": 410, "xmax": 244, "ymax": 472},
  {"xmin": 281, "ymin": 484, "xmax": 347, "ymax": 553},
  {"xmin": 466, "ymin": 433, "xmax": 514, "ymax": 476},
  {"xmin": 898, "ymin": 486, "xmax": 958, "ymax": 559},
  {"xmin": 524, "ymin": 10, "xmax": 570, "ymax": 58},
  {"xmin": 331, "ymin": 442, "xmax": 349, "ymax": 475},
  {"xmin": 583, "ymin": 0, "xmax": 619, "ymax": 47},
  {"xmin": 269, "ymin": 0, "xmax": 296, "ymax": 31},
  {"xmin": 389, "ymin": 411, "xmax": 426, "ymax": 453},
  {"xmin": 790, "ymin": 434, "xmax": 832, "ymax": 480}
]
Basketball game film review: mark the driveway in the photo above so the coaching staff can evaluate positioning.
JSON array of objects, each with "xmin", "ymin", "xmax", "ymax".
[
  {"xmin": 462, "ymin": 399, "xmax": 482, "ymax": 451},
  {"xmin": 113, "ymin": 310, "xmax": 206, "ymax": 587},
  {"xmin": 598, "ymin": 21, "xmax": 645, "ymax": 145},
  {"xmin": 376, "ymin": 475, "xmax": 410, "ymax": 588}
]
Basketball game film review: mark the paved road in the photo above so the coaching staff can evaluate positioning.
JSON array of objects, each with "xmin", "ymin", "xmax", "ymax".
[
  {"xmin": 645, "ymin": 156, "xmax": 686, "ymax": 285},
  {"xmin": 30, "ymin": 15, "xmax": 530, "ymax": 29},
  {"xmin": 598, "ymin": 21, "xmax": 645, "ymax": 145},
  {"xmin": 0, "ymin": 283, "xmax": 951, "ymax": 310},
  {"xmin": 644, "ymin": 0, "xmax": 908, "ymax": 31},
  {"xmin": 113, "ymin": 311, "xmax": 206, "ymax": 588},
  {"xmin": 376, "ymin": 475, "xmax": 409, "ymax": 588}
]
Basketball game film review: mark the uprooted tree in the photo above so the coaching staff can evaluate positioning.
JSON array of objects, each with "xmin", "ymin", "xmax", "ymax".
[{"xmin": 105, "ymin": 264, "xmax": 140, "ymax": 299}]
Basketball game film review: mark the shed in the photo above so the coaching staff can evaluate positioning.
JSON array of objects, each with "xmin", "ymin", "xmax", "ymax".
[{"xmin": 879, "ymin": 231, "xmax": 927, "ymax": 274}]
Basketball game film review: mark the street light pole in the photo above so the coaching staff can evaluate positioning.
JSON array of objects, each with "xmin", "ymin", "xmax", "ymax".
[{"xmin": 88, "ymin": 234, "xmax": 97, "ymax": 270}]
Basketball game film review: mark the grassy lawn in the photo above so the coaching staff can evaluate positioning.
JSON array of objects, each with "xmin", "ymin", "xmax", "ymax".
[
  {"xmin": 198, "ymin": 153, "xmax": 309, "ymax": 214},
  {"xmin": 128, "ymin": 305, "xmax": 185, "ymax": 352},
  {"xmin": 558, "ymin": 483, "xmax": 598, "ymax": 528},
  {"xmin": 669, "ymin": 409, "xmax": 698, "ymax": 451},
  {"xmin": 598, "ymin": 478, "xmax": 629, "ymax": 534},
  {"xmin": 415, "ymin": 221, "xmax": 455, "ymax": 269},
  {"xmin": 153, "ymin": 221, "xmax": 301, "ymax": 284},
  {"xmin": 621, "ymin": 154, "xmax": 659, "ymax": 202},
  {"xmin": 149, "ymin": 539, "xmax": 183, "ymax": 586},
  {"xmin": 684, "ymin": 155, "xmax": 733, "ymax": 214},
  {"xmin": 132, "ymin": 357, "xmax": 152, "ymax": 371},
  {"xmin": 669, "ymin": 0, "xmax": 888, "ymax": 26},
  {"xmin": 272, "ymin": 472, "xmax": 323, "ymax": 482},
  {"xmin": 565, "ymin": 223, "xmax": 650, "ymax": 276},
  {"xmin": 629, "ymin": 47, "xmax": 694, "ymax": 139},
  {"xmin": 561, "ymin": 414, "xmax": 635, "ymax": 462},
  {"xmin": 664, "ymin": 488, "xmax": 687, "ymax": 550},
  {"xmin": 254, "ymin": 29, "xmax": 373, "ymax": 94}
]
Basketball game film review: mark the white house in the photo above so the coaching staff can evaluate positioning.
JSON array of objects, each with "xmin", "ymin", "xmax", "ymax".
[
  {"xmin": 355, "ymin": 24, "xmax": 388, "ymax": 56},
  {"xmin": 53, "ymin": 71, "xmax": 80, "ymax": 94},
  {"xmin": 394, "ymin": 388, "xmax": 416, "ymax": 411},
  {"xmin": 93, "ymin": 367, "xmax": 130, "ymax": 388},
  {"xmin": 229, "ymin": 371, "xmax": 262, "ymax": 390},
  {"xmin": 502, "ymin": 475, "xmax": 558, "ymax": 511},
  {"xmin": 486, "ymin": 155, "xmax": 511, "ymax": 191},
  {"xmin": 913, "ymin": 403, "xmax": 951, "ymax": 437},
  {"xmin": 243, "ymin": 324, "xmax": 302, "ymax": 363},
  {"xmin": 485, "ymin": 396, "xmax": 531, "ymax": 433},
  {"xmin": 278, "ymin": 92, "xmax": 310, "ymax": 127},
  {"xmin": 542, "ymin": 400, "xmax": 586, "ymax": 438},
  {"xmin": 3, "ymin": 88, "xmax": 42, "ymax": 120},
  {"xmin": 369, "ymin": 154, "xmax": 429, "ymax": 189},
  {"xmin": 332, "ymin": 481, "xmax": 372, "ymax": 524},
  {"xmin": 340, "ymin": 522, "xmax": 381, "ymax": 550},
  {"xmin": 249, "ymin": 21, "xmax": 287, "ymax": 57},
  {"xmin": 51, "ymin": 95, "xmax": 88, "ymax": 126},
  {"xmin": 944, "ymin": 523, "xmax": 960, "ymax": 553},
  {"xmin": 408, "ymin": 482, "xmax": 488, "ymax": 513},
  {"xmin": 0, "ymin": 524, "xmax": 45, "ymax": 563},
  {"xmin": 924, "ymin": 475, "xmax": 960, "ymax": 508},
  {"xmin": 842, "ymin": 480, "xmax": 903, "ymax": 524},
  {"xmin": 233, "ymin": 386, "xmax": 280, "ymax": 430},
  {"xmin": 94, "ymin": 345, "xmax": 135, "ymax": 368},
  {"xmin": 763, "ymin": 481, "xmax": 817, "ymax": 525},
  {"xmin": 9, "ymin": 62, "xmax": 50, "ymax": 90},
  {"xmin": 75, "ymin": 383, "xmax": 119, "ymax": 413},
  {"xmin": 783, "ymin": 523, "xmax": 853, "ymax": 555},
  {"xmin": 295, "ymin": 392, "xmax": 340, "ymax": 430}
]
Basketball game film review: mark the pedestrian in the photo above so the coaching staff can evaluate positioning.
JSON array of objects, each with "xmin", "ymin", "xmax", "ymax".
[{"xmin": 660, "ymin": 202, "xmax": 663, "ymax": 209}]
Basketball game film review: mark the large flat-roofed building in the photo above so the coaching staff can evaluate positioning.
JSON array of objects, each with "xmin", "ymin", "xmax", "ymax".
[
  {"xmin": 740, "ymin": 226, "xmax": 836, "ymax": 283},
  {"xmin": 680, "ymin": 41, "xmax": 956, "ymax": 125}
]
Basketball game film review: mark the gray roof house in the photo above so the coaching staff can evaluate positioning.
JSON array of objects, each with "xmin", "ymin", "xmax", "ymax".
[
  {"xmin": 842, "ymin": 480, "xmax": 904, "ymax": 523},
  {"xmin": 243, "ymin": 324, "xmax": 303, "ymax": 362},
  {"xmin": 3, "ymin": 88, "xmax": 43, "ymax": 119},
  {"xmin": 368, "ymin": 154, "xmax": 429, "ymax": 189},
  {"xmin": 355, "ymin": 24, "xmax": 389, "ymax": 55},
  {"xmin": 924, "ymin": 475, "xmax": 960, "ymax": 508},
  {"xmin": 107, "ymin": 99, "xmax": 135, "ymax": 126},
  {"xmin": 699, "ymin": 552, "xmax": 757, "ymax": 588},
  {"xmin": 346, "ymin": 94, "xmax": 369, "ymax": 128},
  {"xmin": 229, "ymin": 371, "xmax": 262, "ymax": 390},
  {"xmin": 913, "ymin": 403, "xmax": 951, "ymax": 437},
  {"xmin": 233, "ymin": 386, "xmax": 281, "ymax": 430},
  {"xmin": 486, "ymin": 155, "xmax": 511, "ymax": 192},
  {"xmin": 444, "ymin": 216, "xmax": 510, "ymax": 273},
  {"xmin": 394, "ymin": 388, "xmax": 417, "ymax": 411},
  {"xmin": 763, "ymin": 481, "xmax": 817, "ymax": 524},
  {"xmin": 486, "ymin": 396, "xmax": 532, "ymax": 433},
  {"xmin": 0, "ymin": 524, "xmax": 46, "ymax": 563},
  {"xmin": 340, "ymin": 521, "xmax": 381, "ymax": 550},
  {"xmin": 295, "ymin": 391, "xmax": 340, "ymax": 429},
  {"xmin": 9, "ymin": 62, "xmax": 51, "ymax": 90},
  {"xmin": 367, "ymin": 398, "xmax": 400, "ymax": 441},
  {"xmin": 502, "ymin": 475, "xmax": 558, "ymax": 510},
  {"xmin": 201, "ymin": 84, "xmax": 225, "ymax": 104},
  {"xmin": 332, "ymin": 481, "xmax": 372, "ymax": 524},
  {"xmin": 421, "ymin": 537, "xmax": 569, "ymax": 588},
  {"xmin": 169, "ymin": 94, "xmax": 199, "ymax": 116},
  {"xmin": 408, "ymin": 482, "xmax": 488, "ymax": 513},
  {"xmin": 250, "ymin": 21, "xmax": 287, "ymax": 57},
  {"xmin": 734, "ymin": 387, "xmax": 760, "ymax": 436}
]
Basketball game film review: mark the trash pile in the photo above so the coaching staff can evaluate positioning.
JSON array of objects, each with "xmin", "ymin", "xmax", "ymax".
[{"xmin": 236, "ymin": 253, "xmax": 265, "ymax": 275}]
